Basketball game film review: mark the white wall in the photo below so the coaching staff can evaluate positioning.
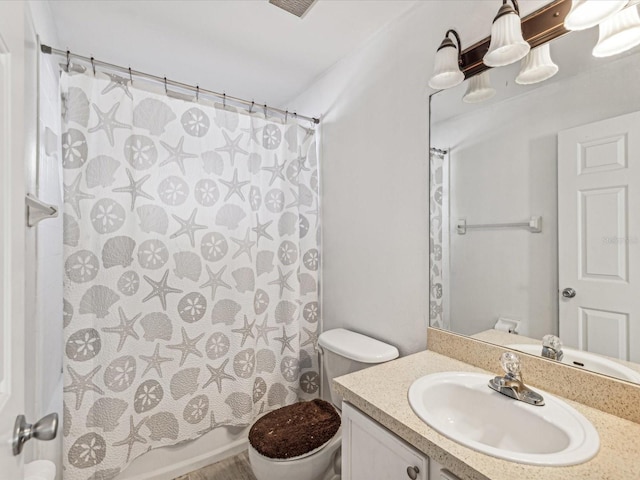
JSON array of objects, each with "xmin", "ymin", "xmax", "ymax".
[
  {"xmin": 287, "ymin": 0, "xmax": 536, "ymax": 355},
  {"xmin": 288, "ymin": 0, "xmax": 640, "ymax": 351},
  {"xmin": 289, "ymin": 5, "xmax": 434, "ymax": 356},
  {"xmin": 432, "ymin": 50, "xmax": 640, "ymax": 340}
]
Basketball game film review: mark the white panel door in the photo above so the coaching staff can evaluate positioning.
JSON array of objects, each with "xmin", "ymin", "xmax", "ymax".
[
  {"xmin": 0, "ymin": 2, "xmax": 26, "ymax": 478},
  {"xmin": 558, "ymin": 111, "xmax": 640, "ymax": 363},
  {"xmin": 342, "ymin": 402, "xmax": 428, "ymax": 480}
]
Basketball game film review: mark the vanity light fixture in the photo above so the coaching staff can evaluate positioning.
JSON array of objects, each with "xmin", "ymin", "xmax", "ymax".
[
  {"xmin": 483, "ymin": 0, "xmax": 531, "ymax": 67},
  {"xmin": 462, "ymin": 71, "xmax": 496, "ymax": 103},
  {"xmin": 564, "ymin": 0, "xmax": 627, "ymax": 31},
  {"xmin": 428, "ymin": 29, "xmax": 464, "ymax": 90},
  {"xmin": 592, "ymin": 4, "xmax": 640, "ymax": 57},
  {"xmin": 515, "ymin": 43, "xmax": 559, "ymax": 84}
]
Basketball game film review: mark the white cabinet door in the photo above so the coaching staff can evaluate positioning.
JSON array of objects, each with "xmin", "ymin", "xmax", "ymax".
[
  {"xmin": 558, "ymin": 111, "xmax": 640, "ymax": 362},
  {"xmin": 342, "ymin": 402, "xmax": 428, "ymax": 480}
]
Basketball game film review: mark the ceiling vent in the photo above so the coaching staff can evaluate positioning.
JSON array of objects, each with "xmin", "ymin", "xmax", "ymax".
[{"xmin": 269, "ymin": 0, "xmax": 317, "ymax": 18}]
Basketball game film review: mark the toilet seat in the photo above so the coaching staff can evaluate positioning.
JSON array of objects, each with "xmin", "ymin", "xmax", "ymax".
[
  {"xmin": 249, "ymin": 425, "xmax": 341, "ymax": 462},
  {"xmin": 249, "ymin": 399, "xmax": 341, "ymax": 460},
  {"xmin": 248, "ymin": 426, "xmax": 342, "ymax": 480}
]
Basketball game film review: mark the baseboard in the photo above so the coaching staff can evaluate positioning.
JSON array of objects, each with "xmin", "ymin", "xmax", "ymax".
[{"xmin": 122, "ymin": 438, "xmax": 249, "ymax": 480}]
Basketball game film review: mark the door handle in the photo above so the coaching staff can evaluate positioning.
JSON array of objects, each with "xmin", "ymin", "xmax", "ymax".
[
  {"xmin": 562, "ymin": 288, "xmax": 576, "ymax": 298},
  {"xmin": 12, "ymin": 413, "xmax": 58, "ymax": 455}
]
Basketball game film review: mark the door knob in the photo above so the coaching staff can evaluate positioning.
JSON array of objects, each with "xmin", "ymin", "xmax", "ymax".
[
  {"xmin": 12, "ymin": 413, "xmax": 58, "ymax": 455},
  {"xmin": 562, "ymin": 288, "xmax": 576, "ymax": 298},
  {"xmin": 407, "ymin": 465, "xmax": 420, "ymax": 479}
]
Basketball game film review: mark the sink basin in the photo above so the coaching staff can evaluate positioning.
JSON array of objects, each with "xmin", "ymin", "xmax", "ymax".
[
  {"xmin": 408, "ymin": 372, "xmax": 599, "ymax": 466},
  {"xmin": 507, "ymin": 344, "xmax": 640, "ymax": 383}
]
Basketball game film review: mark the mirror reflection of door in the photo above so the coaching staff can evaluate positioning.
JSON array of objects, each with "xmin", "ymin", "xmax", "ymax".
[{"xmin": 558, "ymin": 111, "xmax": 640, "ymax": 363}]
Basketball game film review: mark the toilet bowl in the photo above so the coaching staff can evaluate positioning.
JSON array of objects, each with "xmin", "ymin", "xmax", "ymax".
[{"xmin": 248, "ymin": 328, "xmax": 399, "ymax": 480}]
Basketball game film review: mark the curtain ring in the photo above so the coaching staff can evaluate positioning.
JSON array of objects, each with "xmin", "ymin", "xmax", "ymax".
[
  {"xmin": 284, "ymin": 110, "xmax": 288, "ymax": 123},
  {"xmin": 249, "ymin": 101, "xmax": 254, "ymax": 114},
  {"xmin": 196, "ymin": 85, "xmax": 199, "ymax": 102},
  {"xmin": 223, "ymin": 93, "xmax": 226, "ymax": 108},
  {"xmin": 264, "ymin": 104, "xmax": 268, "ymax": 119},
  {"xmin": 66, "ymin": 50, "xmax": 70, "ymax": 71},
  {"xmin": 164, "ymin": 77, "xmax": 168, "ymax": 94},
  {"xmin": 90, "ymin": 57, "xmax": 96, "ymax": 76},
  {"xmin": 128, "ymin": 67, "xmax": 133, "ymax": 84}
]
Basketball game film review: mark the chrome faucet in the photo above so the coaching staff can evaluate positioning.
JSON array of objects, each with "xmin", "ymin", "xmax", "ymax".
[
  {"xmin": 488, "ymin": 352, "xmax": 545, "ymax": 406},
  {"xmin": 542, "ymin": 334, "xmax": 564, "ymax": 361}
]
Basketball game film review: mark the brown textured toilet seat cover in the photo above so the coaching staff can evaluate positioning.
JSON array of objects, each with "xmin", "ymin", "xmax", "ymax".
[{"xmin": 249, "ymin": 399, "xmax": 341, "ymax": 459}]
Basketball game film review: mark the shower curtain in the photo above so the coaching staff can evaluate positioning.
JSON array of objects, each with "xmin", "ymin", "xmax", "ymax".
[
  {"xmin": 61, "ymin": 70, "xmax": 320, "ymax": 480},
  {"xmin": 429, "ymin": 148, "xmax": 448, "ymax": 330}
]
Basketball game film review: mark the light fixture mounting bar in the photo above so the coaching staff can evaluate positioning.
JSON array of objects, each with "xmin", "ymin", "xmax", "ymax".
[{"xmin": 461, "ymin": 0, "xmax": 571, "ymax": 79}]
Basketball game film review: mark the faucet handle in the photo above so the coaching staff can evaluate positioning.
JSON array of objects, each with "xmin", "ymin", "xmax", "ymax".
[
  {"xmin": 542, "ymin": 334, "xmax": 562, "ymax": 350},
  {"xmin": 500, "ymin": 352, "xmax": 521, "ymax": 377}
]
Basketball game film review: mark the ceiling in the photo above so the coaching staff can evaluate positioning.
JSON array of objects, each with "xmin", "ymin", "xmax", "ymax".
[{"xmin": 45, "ymin": 0, "xmax": 419, "ymax": 109}]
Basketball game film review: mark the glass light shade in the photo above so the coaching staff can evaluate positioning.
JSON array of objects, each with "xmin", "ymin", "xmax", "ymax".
[
  {"xmin": 515, "ymin": 43, "xmax": 559, "ymax": 85},
  {"xmin": 592, "ymin": 6, "xmax": 640, "ymax": 57},
  {"xmin": 428, "ymin": 44, "xmax": 464, "ymax": 90},
  {"xmin": 462, "ymin": 71, "xmax": 496, "ymax": 103},
  {"xmin": 483, "ymin": 11, "xmax": 531, "ymax": 67},
  {"xmin": 564, "ymin": 0, "xmax": 627, "ymax": 31}
]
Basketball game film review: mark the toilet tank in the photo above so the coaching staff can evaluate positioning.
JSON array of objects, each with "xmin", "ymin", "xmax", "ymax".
[{"xmin": 318, "ymin": 328, "xmax": 399, "ymax": 408}]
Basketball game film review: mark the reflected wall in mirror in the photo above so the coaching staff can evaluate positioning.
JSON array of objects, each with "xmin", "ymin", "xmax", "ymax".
[{"xmin": 429, "ymin": 18, "xmax": 640, "ymax": 384}]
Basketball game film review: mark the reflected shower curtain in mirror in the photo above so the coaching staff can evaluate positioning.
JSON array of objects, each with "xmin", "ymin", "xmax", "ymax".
[
  {"xmin": 61, "ymin": 71, "xmax": 320, "ymax": 479},
  {"xmin": 430, "ymin": 148, "xmax": 448, "ymax": 330}
]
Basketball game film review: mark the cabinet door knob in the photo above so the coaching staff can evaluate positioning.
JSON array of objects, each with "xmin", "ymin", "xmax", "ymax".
[{"xmin": 407, "ymin": 465, "xmax": 420, "ymax": 479}]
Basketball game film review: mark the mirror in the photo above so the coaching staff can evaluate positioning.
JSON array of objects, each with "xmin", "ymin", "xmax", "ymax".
[{"xmin": 429, "ymin": 24, "xmax": 640, "ymax": 384}]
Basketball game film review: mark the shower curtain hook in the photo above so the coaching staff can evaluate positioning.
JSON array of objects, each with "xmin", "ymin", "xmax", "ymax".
[
  {"xmin": 90, "ymin": 57, "xmax": 96, "ymax": 76},
  {"xmin": 128, "ymin": 67, "xmax": 133, "ymax": 84},
  {"xmin": 249, "ymin": 101, "xmax": 254, "ymax": 114},
  {"xmin": 223, "ymin": 93, "xmax": 226, "ymax": 108},
  {"xmin": 264, "ymin": 104, "xmax": 268, "ymax": 119},
  {"xmin": 164, "ymin": 77, "xmax": 168, "ymax": 95},
  {"xmin": 66, "ymin": 50, "xmax": 70, "ymax": 71},
  {"xmin": 285, "ymin": 110, "xmax": 288, "ymax": 123},
  {"xmin": 196, "ymin": 85, "xmax": 199, "ymax": 102}
]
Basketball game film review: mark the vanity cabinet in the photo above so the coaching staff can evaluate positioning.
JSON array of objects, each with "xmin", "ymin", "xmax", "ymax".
[{"xmin": 342, "ymin": 402, "xmax": 460, "ymax": 480}]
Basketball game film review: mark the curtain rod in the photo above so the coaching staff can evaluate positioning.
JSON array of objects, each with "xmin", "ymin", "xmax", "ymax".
[
  {"xmin": 430, "ymin": 147, "xmax": 448, "ymax": 154},
  {"xmin": 40, "ymin": 44, "xmax": 320, "ymax": 125}
]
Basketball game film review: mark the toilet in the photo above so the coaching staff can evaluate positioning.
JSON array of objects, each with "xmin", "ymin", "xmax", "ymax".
[{"xmin": 248, "ymin": 328, "xmax": 399, "ymax": 480}]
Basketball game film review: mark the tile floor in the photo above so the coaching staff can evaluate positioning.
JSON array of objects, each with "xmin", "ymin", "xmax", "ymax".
[{"xmin": 174, "ymin": 451, "xmax": 256, "ymax": 480}]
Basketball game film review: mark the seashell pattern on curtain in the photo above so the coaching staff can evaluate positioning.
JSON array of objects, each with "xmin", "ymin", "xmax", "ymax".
[
  {"xmin": 61, "ymin": 70, "xmax": 320, "ymax": 479},
  {"xmin": 429, "ymin": 149, "xmax": 447, "ymax": 329}
]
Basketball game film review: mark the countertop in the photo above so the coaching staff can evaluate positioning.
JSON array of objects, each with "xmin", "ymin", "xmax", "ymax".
[{"xmin": 334, "ymin": 350, "xmax": 640, "ymax": 480}]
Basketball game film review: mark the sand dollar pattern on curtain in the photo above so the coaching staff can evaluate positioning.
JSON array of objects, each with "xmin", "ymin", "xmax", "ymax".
[
  {"xmin": 61, "ymin": 71, "xmax": 320, "ymax": 480},
  {"xmin": 429, "ymin": 150, "xmax": 446, "ymax": 329}
]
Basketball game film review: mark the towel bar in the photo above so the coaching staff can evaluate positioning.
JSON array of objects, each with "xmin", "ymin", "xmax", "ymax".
[{"xmin": 456, "ymin": 216, "xmax": 542, "ymax": 235}]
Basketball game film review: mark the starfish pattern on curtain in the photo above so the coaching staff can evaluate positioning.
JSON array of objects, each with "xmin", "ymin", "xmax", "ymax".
[{"xmin": 61, "ymin": 71, "xmax": 320, "ymax": 480}]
